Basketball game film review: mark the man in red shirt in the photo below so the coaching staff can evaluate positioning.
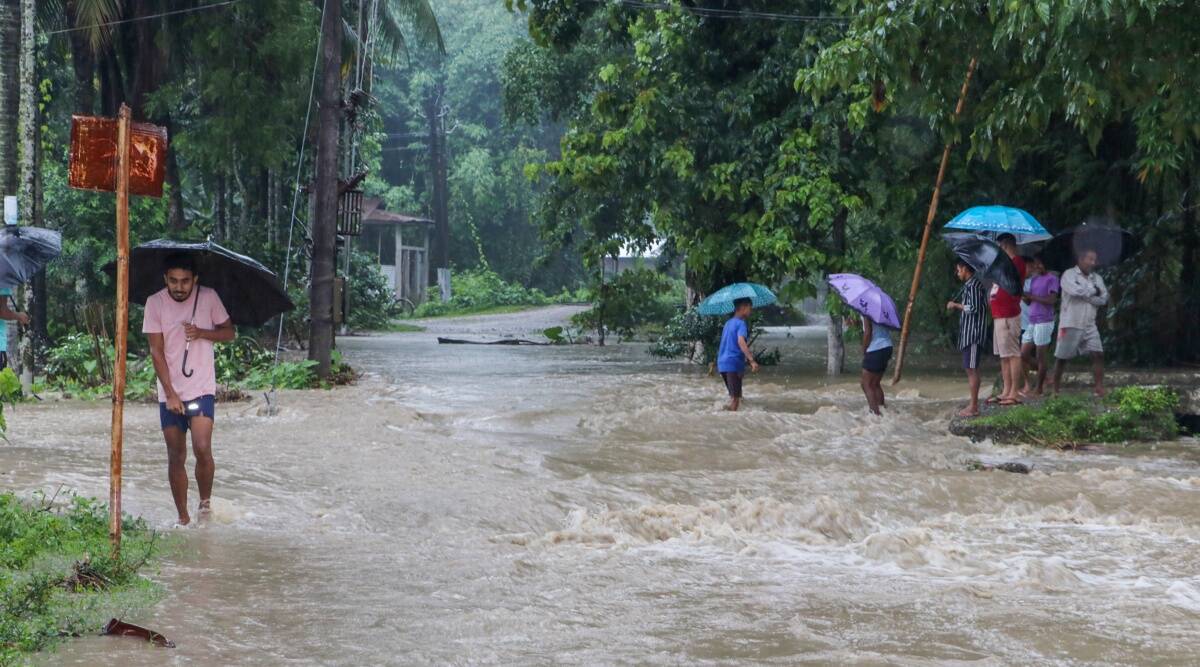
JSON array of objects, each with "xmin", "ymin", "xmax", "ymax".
[{"xmin": 990, "ymin": 233, "xmax": 1027, "ymax": 405}]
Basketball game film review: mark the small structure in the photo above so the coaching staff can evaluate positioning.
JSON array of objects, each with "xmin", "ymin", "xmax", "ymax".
[{"xmin": 355, "ymin": 197, "xmax": 432, "ymax": 305}]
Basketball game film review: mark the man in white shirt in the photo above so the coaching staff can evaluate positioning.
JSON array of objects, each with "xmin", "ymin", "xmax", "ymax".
[{"xmin": 1052, "ymin": 249, "xmax": 1108, "ymax": 396}]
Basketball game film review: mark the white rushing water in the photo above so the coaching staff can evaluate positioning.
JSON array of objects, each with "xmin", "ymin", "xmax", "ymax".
[{"xmin": 2, "ymin": 310, "xmax": 1197, "ymax": 665}]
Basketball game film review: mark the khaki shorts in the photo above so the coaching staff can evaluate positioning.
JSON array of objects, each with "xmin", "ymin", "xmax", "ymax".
[
  {"xmin": 1055, "ymin": 326, "xmax": 1103, "ymax": 359},
  {"xmin": 993, "ymin": 316, "xmax": 1021, "ymax": 358}
]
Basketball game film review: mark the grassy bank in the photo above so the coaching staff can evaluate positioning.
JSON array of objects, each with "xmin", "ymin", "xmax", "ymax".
[
  {"xmin": 952, "ymin": 386, "xmax": 1180, "ymax": 448},
  {"xmin": 1, "ymin": 492, "xmax": 165, "ymax": 662}
]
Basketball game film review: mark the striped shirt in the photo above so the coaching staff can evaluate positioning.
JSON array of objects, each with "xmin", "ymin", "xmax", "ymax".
[{"xmin": 957, "ymin": 277, "xmax": 988, "ymax": 349}]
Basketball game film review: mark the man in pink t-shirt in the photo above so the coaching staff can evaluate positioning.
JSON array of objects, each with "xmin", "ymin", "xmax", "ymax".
[{"xmin": 143, "ymin": 253, "xmax": 234, "ymax": 526}]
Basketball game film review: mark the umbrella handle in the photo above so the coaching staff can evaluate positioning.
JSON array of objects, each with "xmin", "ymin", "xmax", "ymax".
[{"xmin": 181, "ymin": 343, "xmax": 194, "ymax": 378}]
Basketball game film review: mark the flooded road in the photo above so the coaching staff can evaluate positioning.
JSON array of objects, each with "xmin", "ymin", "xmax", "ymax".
[{"xmin": 4, "ymin": 307, "xmax": 1199, "ymax": 665}]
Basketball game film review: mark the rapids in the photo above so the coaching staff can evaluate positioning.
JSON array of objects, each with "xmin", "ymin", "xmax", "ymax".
[{"xmin": 2, "ymin": 308, "xmax": 1195, "ymax": 665}]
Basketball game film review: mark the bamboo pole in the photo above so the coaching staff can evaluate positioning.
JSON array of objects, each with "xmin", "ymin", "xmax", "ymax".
[
  {"xmin": 110, "ymin": 103, "xmax": 131, "ymax": 556},
  {"xmin": 891, "ymin": 57, "xmax": 978, "ymax": 385}
]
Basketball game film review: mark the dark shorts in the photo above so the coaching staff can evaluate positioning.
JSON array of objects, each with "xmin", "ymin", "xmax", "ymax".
[
  {"xmin": 961, "ymin": 344, "xmax": 983, "ymax": 370},
  {"xmin": 862, "ymin": 347, "xmax": 892, "ymax": 374},
  {"xmin": 159, "ymin": 395, "xmax": 216, "ymax": 433},
  {"xmin": 721, "ymin": 371, "xmax": 744, "ymax": 398}
]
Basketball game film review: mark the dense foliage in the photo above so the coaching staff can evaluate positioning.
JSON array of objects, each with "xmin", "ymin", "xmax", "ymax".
[
  {"xmin": 570, "ymin": 267, "xmax": 683, "ymax": 341},
  {"xmin": 0, "ymin": 493, "xmax": 162, "ymax": 661},
  {"xmin": 504, "ymin": 0, "xmax": 1200, "ymax": 363},
  {"xmin": 410, "ymin": 267, "xmax": 582, "ymax": 318}
]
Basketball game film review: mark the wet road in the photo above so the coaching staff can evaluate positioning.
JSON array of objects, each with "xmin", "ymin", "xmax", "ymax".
[{"xmin": 2, "ymin": 308, "xmax": 1197, "ymax": 665}]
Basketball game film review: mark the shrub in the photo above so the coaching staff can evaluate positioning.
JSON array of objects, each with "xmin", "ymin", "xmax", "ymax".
[
  {"xmin": 571, "ymin": 268, "xmax": 683, "ymax": 340},
  {"xmin": 649, "ymin": 308, "xmax": 779, "ymax": 366},
  {"xmin": 411, "ymin": 268, "xmax": 551, "ymax": 317},
  {"xmin": 344, "ymin": 250, "xmax": 398, "ymax": 330}
]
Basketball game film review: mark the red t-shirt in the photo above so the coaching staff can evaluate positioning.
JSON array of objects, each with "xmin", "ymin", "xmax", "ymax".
[{"xmin": 989, "ymin": 255, "xmax": 1026, "ymax": 319}]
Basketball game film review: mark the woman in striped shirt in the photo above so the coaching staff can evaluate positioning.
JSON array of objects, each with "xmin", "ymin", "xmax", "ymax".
[{"xmin": 946, "ymin": 260, "xmax": 989, "ymax": 417}]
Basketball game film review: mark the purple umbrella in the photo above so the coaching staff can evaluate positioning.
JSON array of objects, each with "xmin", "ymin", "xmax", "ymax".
[{"xmin": 827, "ymin": 273, "xmax": 901, "ymax": 329}]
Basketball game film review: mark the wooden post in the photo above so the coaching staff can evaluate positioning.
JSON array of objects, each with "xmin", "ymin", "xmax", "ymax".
[
  {"xmin": 110, "ymin": 103, "xmax": 131, "ymax": 556},
  {"xmin": 891, "ymin": 57, "xmax": 978, "ymax": 385}
]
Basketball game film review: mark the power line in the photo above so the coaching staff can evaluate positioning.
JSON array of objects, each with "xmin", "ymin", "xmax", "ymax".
[
  {"xmin": 580, "ymin": 0, "xmax": 849, "ymax": 22},
  {"xmin": 43, "ymin": 0, "xmax": 247, "ymax": 37}
]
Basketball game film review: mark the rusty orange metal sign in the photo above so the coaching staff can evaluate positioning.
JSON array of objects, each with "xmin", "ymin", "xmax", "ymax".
[{"xmin": 68, "ymin": 114, "xmax": 168, "ymax": 198}]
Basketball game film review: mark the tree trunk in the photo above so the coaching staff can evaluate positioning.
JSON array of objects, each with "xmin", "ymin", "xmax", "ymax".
[
  {"xmin": 826, "ymin": 208, "xmax": 847, "ymax": 376},
  {"xmin": 67, "ymin": 22, "xmax": 95, "ymax": 114},
  {"xmin": 16, "ymin": 0, "xmax": 34, "ymax": 383},
  {"xmin": 0, "ymin": 0, "xmax": 15, "ymax": 369},
  {"xmin": 164, "ymin": 118, "xmax": 186, "ymax": 232},
  {"xmin": 0, "ymin": 0, "xmax": 16, "ymax": 196},
  {"xmin": 425, "ymin": 74, "xmax": 449, "ymax": 280},
  {"xmin": 1178, "ymin": 168, "xmax": 1199, "ymax": 361},
  {"xmin": 308, "ymin": 0, "xmax": 341, "ymax": 378},
  {"xmin": 215, "ymin": 173, "xmax": 226, "ymax": 240}
]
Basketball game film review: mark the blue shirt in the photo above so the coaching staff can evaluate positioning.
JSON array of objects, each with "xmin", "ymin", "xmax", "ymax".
[
  {"xmin": 717, "ymin": 317, "xmax": 749, "ymax": 373},
  {"xmin": 866, "ymin": 323, "xmax": 893, "ymax": 353}
]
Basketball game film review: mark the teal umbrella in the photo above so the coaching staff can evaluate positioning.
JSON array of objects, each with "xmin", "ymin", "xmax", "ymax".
[
  {"xmin": 697, "ymin": 282, "xmax": 777, "ymax": 316},
  {"xmin": 944, "ymin": 205, "xmax": 1052, "ymax": 244}
]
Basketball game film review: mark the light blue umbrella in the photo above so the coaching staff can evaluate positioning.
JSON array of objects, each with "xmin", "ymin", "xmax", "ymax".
[
  {"xmin": 944, "ymin": 205, "xmax": 1051, "ymax": 244},
  {"xmin": 697, "ymin": 282, "xmax": 777, "ymax": 316}
]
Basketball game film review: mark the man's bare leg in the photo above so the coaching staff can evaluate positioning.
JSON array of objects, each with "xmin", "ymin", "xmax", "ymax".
[
  {"xmin": 164, "ymin": 426, "xmax": 191, "ymax": 525},
  {"xmin": 1020, "ymin": 342, "xmax": 1036, "ymax": 394},
  {"xmin": 1034, "ymin": 345, "xmax": 1050, "ymax": 394},
  {"xmin": 727, "ymin": 396, "xmax": 741, "ymax": 412},
  {"xmin": 1052, "ymin": 358, "xmax": 1067, "ymax": 394},
  {"xmin": 1090, "ymin": 352, "xmax": 1105, "ymax": 397},
  {"xmin": 959, "ymin": 368, "xmax": 981, "ymax": 417},
  {"xmin": 190, "ymin": 416, "xmax": 215, "ymax": 516}
]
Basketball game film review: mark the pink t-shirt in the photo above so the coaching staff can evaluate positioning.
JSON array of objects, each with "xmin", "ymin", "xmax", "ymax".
[{"xmin": 142, "ymin": 286, "xmax": 230, "ymax": 402}]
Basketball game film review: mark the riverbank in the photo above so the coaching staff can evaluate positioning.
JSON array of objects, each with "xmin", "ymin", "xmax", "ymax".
[{"xmin": 0, "ymin": 493, "xmax": 164, "ymax": 662}]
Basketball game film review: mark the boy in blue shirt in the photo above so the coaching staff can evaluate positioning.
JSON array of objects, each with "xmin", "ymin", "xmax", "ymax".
[{"xmin": 716, "ymin": 297, "xmax": 759, "ymax": 411}]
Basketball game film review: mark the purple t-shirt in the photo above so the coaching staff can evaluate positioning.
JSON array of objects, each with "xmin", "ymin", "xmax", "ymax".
[{"xmin": 1028, "ymin": 273, "xmax": 1059, "ymax": 324}]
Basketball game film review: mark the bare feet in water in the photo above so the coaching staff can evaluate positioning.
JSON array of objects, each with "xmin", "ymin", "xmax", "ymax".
[{"xmin": 197, "ymin": 499, "xmax": 212, "ymax": 521}]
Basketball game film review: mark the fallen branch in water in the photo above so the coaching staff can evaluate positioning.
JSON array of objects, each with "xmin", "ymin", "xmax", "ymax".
[{"xmin": 436, "ymin": 337, "xmax": 548, "ymax": 346}]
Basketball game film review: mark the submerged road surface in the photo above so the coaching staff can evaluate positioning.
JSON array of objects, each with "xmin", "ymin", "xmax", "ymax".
[{"xmin": 4, "ymin": 307, "xmax": 1198, "ymax": 665}]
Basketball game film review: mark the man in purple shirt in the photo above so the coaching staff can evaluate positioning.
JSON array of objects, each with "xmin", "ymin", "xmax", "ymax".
[{"xmin": 1020, "ymin": 254, "xmax": 1058, "ymax": 396}]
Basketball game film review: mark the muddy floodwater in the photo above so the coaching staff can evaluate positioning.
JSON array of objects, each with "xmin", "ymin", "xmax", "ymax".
[{"xmin": 5, "ymin": 307, "xmax": 1199, "ymax": 665}]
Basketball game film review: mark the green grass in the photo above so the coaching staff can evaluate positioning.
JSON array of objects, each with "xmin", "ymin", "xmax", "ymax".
[
  {"xmin": 1, "ymin": 492, "xmax": 166, "ymax": 662},
  {"xmin": 969, "ymin": 386, "xmax": 1180, "ymax": 447}
]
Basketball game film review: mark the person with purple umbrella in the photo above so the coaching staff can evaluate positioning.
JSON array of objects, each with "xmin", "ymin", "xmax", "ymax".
[
  {"xmin": 827, "ymin": 273, "xmax": 900, "ymax": 415},
  {"xmin": 859, "ymin": 316, "xmax": 893, "ymax": 415}
]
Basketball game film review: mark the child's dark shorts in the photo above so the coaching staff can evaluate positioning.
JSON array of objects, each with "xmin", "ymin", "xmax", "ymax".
[
  {"xmin": 721, "ymin": 371, "xmax": 744, "ymax": 398},
  {"xmin": 862, "ymin": 347, "xmax": 893, "ymax": 374}
]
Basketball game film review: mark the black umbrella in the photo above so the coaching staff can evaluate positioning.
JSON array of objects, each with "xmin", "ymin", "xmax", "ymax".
[
  {"xmin": 117, "ymin": 239, "xmax": 294, "ymax": 327},
  {"xmin": 945, "ymin": 234, "xmax": 1023, "ymax": 296},
  {"xmin": 1042, "ymin": 222, "xmax": 1137, "ymax": 272},
  {"xmin": 0, "ymin": 225, "xmax": 62, "ymax": 289}
]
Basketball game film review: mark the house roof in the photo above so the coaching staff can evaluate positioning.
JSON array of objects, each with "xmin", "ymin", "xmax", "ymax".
[{"xmin": 362, "ymin": 197, "xmax": 432, "ymax": 226}]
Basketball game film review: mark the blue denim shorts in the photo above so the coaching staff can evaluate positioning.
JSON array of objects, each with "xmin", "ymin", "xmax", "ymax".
[{"xmin": 159, "ymin": 395, "xmax": 216, "ymax": 433}]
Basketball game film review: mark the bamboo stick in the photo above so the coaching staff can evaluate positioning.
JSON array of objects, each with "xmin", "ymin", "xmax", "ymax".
[
  {"xmin": 110, "ymin": 104, "xmax": 131, "ymax": 556},
  {"xmin": 892, "ymin": 57, "xmax": 978, "ymax": 385}
]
